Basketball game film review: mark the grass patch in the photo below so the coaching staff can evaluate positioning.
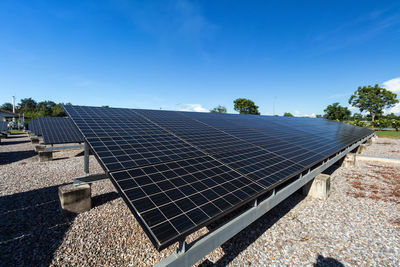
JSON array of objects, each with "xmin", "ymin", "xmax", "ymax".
[
  {"xmin": 8, "ymin": 130, "xmax": 25, "ymax": 134},
  {"xmin": 375, "ymin": 130, "xmax": 400, "ymax": 138}
]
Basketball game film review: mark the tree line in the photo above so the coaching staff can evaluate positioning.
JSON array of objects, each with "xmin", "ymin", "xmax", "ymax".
[
  {"xmin": 0, "ymin": 98, "xmax": 70, "ymax": 121},
  {"xmin": 2, "ymin": 83, "xmax": 398, "ymax": 129},
  {"xmin": 210, "ymin": 84, "xmax": 399, "ymax": 129}
]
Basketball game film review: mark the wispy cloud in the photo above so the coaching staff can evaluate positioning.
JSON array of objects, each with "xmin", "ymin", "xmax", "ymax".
[
  {"xmin": 313, "ymin": 7, "xmax": 400, "ymax": 54},
  {"xmin": 382, "ymin": 77, "xmax": 400, "ymax": 114},
  {"xmin": 178, "ymin": 103, "xmax": 208, "ymax": 112},
  {"xmin": 383, "ymin": 77, "xmax": 400, "ymax": 92},
  {"xmin": 112, "ymin": 0, "xmax": 216, "ymax": 45},
  {"xmin": 293, "ymin": 111, "xmax": 316, "ymax": 118}
]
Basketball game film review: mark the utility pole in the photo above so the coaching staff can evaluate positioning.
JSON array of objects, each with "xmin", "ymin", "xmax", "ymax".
[{"xmin": 12, "ymin": 96, "xmax": 16, "ymax": 127}]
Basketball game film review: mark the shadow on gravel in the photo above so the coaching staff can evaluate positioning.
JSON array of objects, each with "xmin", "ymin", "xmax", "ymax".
[
  {"xmin": 4, "ymin": 134, "xmax": 27, "ymax": 139},
  {"xmin": 0, "ymin": 183, "xmax": 75, "ymax": 266},
  {"xmin": 92, "ymin": 191, "xmax": 120, "ymax": 208},
  {"xmin": 199, "ymin": 191, "xmax": 307, "ymax": 266},
  {"xmin": 0, "ymin": 139, "xmax": 30, "ymax": 145},
  {"xmin": 314, "ymin": 254, "xmax": 344, "ymax": 266},
  {"xmin": 0, "ymin": 150, "xmax": 36, "ymax": 165},
  {"xmin": 198, "ymin": 163, "xmax": 345, "ymax": 266}
]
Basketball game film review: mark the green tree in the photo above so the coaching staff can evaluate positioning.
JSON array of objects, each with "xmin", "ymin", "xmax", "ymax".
[
  {"xmin": 316, "ymin": 114, "xmax": 323, "ymax": 118},
  {"xmin": 283, "ymin": 112, "xmax": 293, "ymax": 117},
  {"xmin": 349, "ymin": 84, "xmax": 399, "ymax": 127},
  {"xmin": 233, "ymin": 98, "xmax": 260, "ymax": 115},
  {"xmin": 18, "ymin": 98, "xmax": 37, "ymax": 112},
  {"xmin": 352, "ymin": 112, "xmax": 363, "ymax": 120},
  {"xmin": 210, "ymin": 105, "xmax": 227, "ymax": 113},
  {"xmin": 1, "ymin": 102, "xmax": 13, "ymax": 112},
  {"xmin": 323, "ymin": 102, "xmax": 351, "ymax": 121},
  {"xmin": 52, "ymin": 103, "xmax": 66, "ymax": 117},
  {"xmin": 37, "ymin": 101, "xmax": 56, "ymax": 116}
]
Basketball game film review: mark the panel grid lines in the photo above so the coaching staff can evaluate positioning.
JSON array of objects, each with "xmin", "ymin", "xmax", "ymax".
[{"xmin": 64, "ymin": 105, "xmax": 374, "ymax": 251}]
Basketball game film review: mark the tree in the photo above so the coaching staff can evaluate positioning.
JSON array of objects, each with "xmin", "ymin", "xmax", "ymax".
[
  {"xmin": 210, "ymin": 105, "xmax": 227, "ymax": 113},
  {"xmin": 52, "ymin": 104, "xmax": 66, "ymax": 117},
  {"xmin": 323, "ymin": 102, "xmax": 351, "ymax": 121},
  {"xmin": 283, "ymin": 112, "xmax": 293, "ymax": 117},
  {"xmin": 233, "ymin": 98, "xmax": 260, "ymax": 115},
  {"xmin": 18, "ymin": 98, "xmax": 37, "ymax": 112},
  {"xmin": 1, "ymin": 102, "xmax": 13, "ymax": 112},
  {"xmin": 37, "ymin": 101, "xmax": 56, "ymax": 116},
  {"xmin": 352, "ymin": 112, "xmax": 363, "ymax": 120},
  {"xmin": 349, "ymin": 84, "xmax": 399, "ymax": 127}
]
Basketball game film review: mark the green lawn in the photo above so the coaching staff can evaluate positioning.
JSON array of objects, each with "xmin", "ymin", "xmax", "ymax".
[
  {"xmin": 8, "ymin": 130, "xmax": 25, "ymax": 134},
  {"xmin": 375, "ymin": 130, "xmax": 400, "ymax": 138}
]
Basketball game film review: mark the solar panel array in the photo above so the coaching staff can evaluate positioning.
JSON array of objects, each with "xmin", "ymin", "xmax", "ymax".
[
  {"xmin": 63, "ymin": 105, "xmax": 373, "ymax": 250},
  {"xmin": 0, "ymin": 121, "xmax": 8, "ymax": 132},
  {"xmin": 28, "ymin": 117, "xmax": 84, "ymax": 144},
  {"xmin": 28, "ymin": 120, "xmax": 42, "ymax": 136},
  {"xmin": 37, "ymin": 117, "xmax": 84, "ymax": 145}
]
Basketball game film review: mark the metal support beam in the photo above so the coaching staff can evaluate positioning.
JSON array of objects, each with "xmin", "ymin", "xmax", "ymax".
[
  {"xmin": 155, "ymin": 133, "xmax": 374, "ymax": 267},
  {"xmin": 73, "ymin": 173, "xmax": 107, "ymax": 186},
  {"xmin": 44, "ymin": 144, "xmax": 84, "ymax": 152},
  {"xmin": 84, "ymin": 142, "xmax": 89, "ymax": 174}
]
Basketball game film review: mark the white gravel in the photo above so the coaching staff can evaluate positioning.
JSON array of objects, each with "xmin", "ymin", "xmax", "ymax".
[{"xmin": 1, "ymin": 133, "xmax": 399, "ymax": 266}]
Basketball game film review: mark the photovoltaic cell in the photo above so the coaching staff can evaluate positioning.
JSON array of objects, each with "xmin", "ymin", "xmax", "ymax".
[
  {"xmin": 110, "ymin": 155, "xmax": 265, "ymax": 248},
  {"xmin": 28, "ymin": 120, "xmax": 42, "ymax": 136},
  {"xmin": 38, "ymin": 117, "xmax": 84, "ymax": 144},
  {"xmin": 0, "ymin": 121, "xmax": 8, "ymax": 132},
  {"xmin": 63, "ymin": 105, "xmax": 374, "ymax": 250}
]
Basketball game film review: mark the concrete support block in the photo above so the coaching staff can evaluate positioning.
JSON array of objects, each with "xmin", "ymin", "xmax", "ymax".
[
  {"xmin": 34, "ymin": 145, "xmax": 46, "ymax": 153},
  {"xmin": 58, "ymin": 184, "xmax": 91, "ymax": 213},
  {"xmin": 342, "ymin": 153, "xmax": 356, "ymax": 168},
  {"xmin": 39, "ymin": 151, "xmax": 53, "ymax": 162},
  {"xmin": 31, "ymin": 138, "xmax": 39, "ymax": 145},
  {"xmin": 365, "ymin": 138, "xmax": 372, "ymax": 146},
  {"xmin": 357, "ymin": 144, "xmax": 366, "ymax": 154},
  {"xmin": 302, "ymin": 174, "xmax": 331, "ymax": 200}
]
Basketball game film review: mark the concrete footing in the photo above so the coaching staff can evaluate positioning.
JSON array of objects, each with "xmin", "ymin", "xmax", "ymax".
[
  {"xmin": 58, "ymin": 184, "xmax": 91, "ymax": 213},
  {"xmin": 34, "ymin": 145, "xmax": 46, "ymax": 153},
  {"xmin": 342, "ymin": 153, "xmax": 356, "ymax": 168},
  {"xmin": 357, "ymin": 144, "xmax": 366, "ymax": 154},
  {"xmin": 302, "ymin": 173, "xmax": 331, "ymax": 200},
  {"xmin": 38, "ymin": 151, "xmax": 53, "ymax": 162}
]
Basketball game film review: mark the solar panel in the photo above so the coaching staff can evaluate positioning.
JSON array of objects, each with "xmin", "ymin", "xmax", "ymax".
[
  {"xmin": 28, "ymin": 120, "xmax": 42, "ymax": 136},
  {"xmin": 63, "ymin": 105, "xmax": 374, "ymax": 250},
  {"xmin": 37, "ymin": 117, "xmax": 84, "ymax": 145},
  {"xmin": 0, "ymin": 121, "xmax": 8, "ymax": 132}
]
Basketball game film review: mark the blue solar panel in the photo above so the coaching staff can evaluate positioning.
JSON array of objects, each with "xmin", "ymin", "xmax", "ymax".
[{"xmin": 64, "ymin": 105, "xmax": 374, "ymax": 250}]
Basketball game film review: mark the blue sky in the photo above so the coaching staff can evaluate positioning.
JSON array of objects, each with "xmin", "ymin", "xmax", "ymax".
[{"xmin": 1, "ymin": 0, "xmax": 400, "ymax": 115}]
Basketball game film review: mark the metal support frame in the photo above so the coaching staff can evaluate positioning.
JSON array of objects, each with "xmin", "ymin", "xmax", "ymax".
[
  {"xmin": 72, "ymin": 141, "xmax": 107, "ymax": 186},
  {"xmin": 73, "ymin": 173, "xmax": 108, "ymax": 186},
  {"xmin": 84, "ymin": 142, "xmax": 89, "ymax": 174},
  {"xmin": 44, "ymin": 144, "xmax": 84, "ymax": 152},
  {"xmin": 155, "ymin": 133, "xmax": 374, "ymax": 267}
]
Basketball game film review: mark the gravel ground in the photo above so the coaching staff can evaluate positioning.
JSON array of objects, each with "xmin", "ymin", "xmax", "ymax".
[
  {"xmin": 1, "ymin": 133, "xmax": 399, "ymax": 266},
  {"xmin": 363, "ymin": 137, "xmax": 400, "ymax": 159}
]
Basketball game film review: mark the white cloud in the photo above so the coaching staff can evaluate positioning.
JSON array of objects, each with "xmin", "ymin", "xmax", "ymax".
[
  {"xmin": 383, "ymin": 77, "xmax": 400, "ymax": 92},
  {"xmin": 178, "ymin": 104, "xmax": 208, "ymax": 112},
  {"xmin": 292, "ymin": 111, "xmax": 316, "ymax": 118},
  {"xmin": 382, "ymin": 77, "xmax": 400, "ymax": 114}
]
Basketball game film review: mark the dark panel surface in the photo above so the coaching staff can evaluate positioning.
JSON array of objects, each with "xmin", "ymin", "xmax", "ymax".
[
  {"xmin": 0, "ymin": 121, "xmax": 8, "ymax": 132},
  {"xmin": 64, "ymin": 105, "xmax": 374, "ymax": 250},
  {"xmin": 38, "ymin": 117, "xmax": 84, "ymax": 145}
]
